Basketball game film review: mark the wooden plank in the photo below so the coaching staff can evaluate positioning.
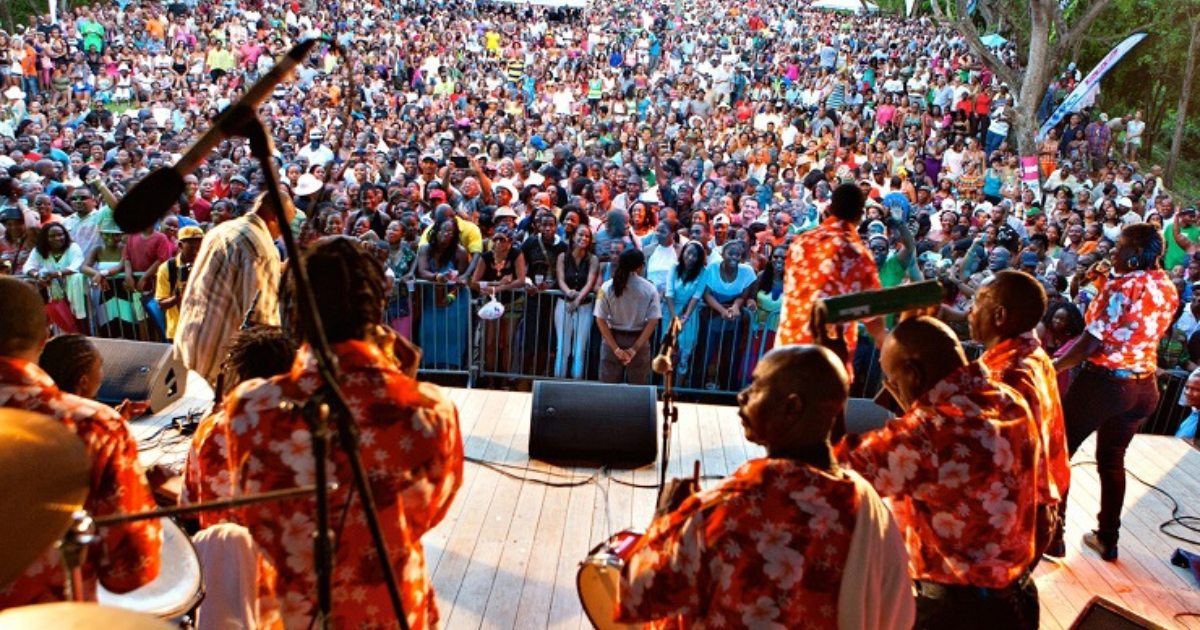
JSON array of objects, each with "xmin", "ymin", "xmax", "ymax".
[
  {"xmin": 1058, "ymin": 441, "xmax": 1189, "ymax": 627},
  {"xmin": 479, "ymin": 394, "xmax": 547, "ymax": 630},
  {"xmin": 426, "ymin": 388, "xmax": 492, "ymax": 575},
  {"xmin": 433, "ymin": 389, "xmax": 524, "ymax": 629},
  {"xmin": 545, "ymin": 465, "xmax": 597, "ymax": 630},
  {"xmin": 444, "ymin": 392, "xmax": 534, "ymax": 630}
]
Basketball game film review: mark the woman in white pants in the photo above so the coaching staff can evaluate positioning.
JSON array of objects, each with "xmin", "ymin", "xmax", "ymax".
[{"xmin": 554, "ymin": 224, "xmax": 600, "ymax": 378}]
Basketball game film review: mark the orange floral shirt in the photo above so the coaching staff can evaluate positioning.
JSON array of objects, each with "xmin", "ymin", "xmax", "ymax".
[
  {"xmin": 0, "ymin": 358, "xmax": 161, "ymax": 608},
  {"xmin": 836, "ymin": 361, "xmax": 1039, "ymax": 588},
  {"xmin": 1084, "ymin": 269, "xmax": 1178, "ymax": 374},
  {"xmin": 221, "ymin": 341, "xmax": 463, "ymax": 630},
  {"xmin": 982, "ymin": 333, "xmax": 1070, "ymax": 506},
  {"xmin": 777, "ymin": 217, "xmax": 881, "ymax": 376},
  {"xmin": 181, "ymin": 410, "xmax": 236, "ymax": 530},
  {"xmin": 617, "ymin": 459, "xmax": 862, "ymax": 630}
]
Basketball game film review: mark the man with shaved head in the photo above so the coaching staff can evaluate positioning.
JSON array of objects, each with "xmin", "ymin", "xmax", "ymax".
[
  {"xmin": 0, "ymin": 277, "xmax": 161, "ymax": 609},
  {"xmin": 972, "ymin": 271, "xmax": 1069, "ymax": 559},
  {"xmin": 836, "ymin": 317, "xmax": 1041, "ymax": 630},
  {"xmin": 617, "ymin": 345, "xmax": 914, "ymax": 630}
]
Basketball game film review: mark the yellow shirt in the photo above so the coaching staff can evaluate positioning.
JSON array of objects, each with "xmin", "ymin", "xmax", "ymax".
[
  {"xmin": 419, "ymin": 217, "xmax": 484, "ymax": 254},
  {"xmin": 155, "ymin": 256, "xmax": 182, "ymax": 339}
]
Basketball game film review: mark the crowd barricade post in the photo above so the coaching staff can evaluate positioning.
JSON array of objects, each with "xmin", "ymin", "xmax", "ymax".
[{"xmin": 401, "ymin": 279, "xmax": 475, "ymax": 385}]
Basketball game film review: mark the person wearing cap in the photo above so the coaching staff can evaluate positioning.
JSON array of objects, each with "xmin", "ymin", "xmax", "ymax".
[{"xmin": 155, "ymin": 225, "xmax": 204, "ymax": 341}]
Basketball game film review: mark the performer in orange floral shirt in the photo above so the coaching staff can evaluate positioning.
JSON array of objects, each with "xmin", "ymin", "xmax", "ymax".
[
  {"xmin": 0, "ymin": 278, "xmax": 161, "ymax": 609},
  {"xmin": 618, "ymin": 345, "xmax": 914, "ymax": 630},
  {"xmin": 777, "ymin": 183, "xmax": 885, "ymax": 378},
  {"xmin": 180, "ymin": 325, "xmax": 296, "ymax": 530},
  {"xmin": 836, "ymin": 317, "xmax": 1040, "ymax": 630},
  {"xmin": 1052, "ymin": 224, "xmax": 1178, "ymax": 562},
  {"xmin": 971, "ymin": 271, "xmax": 1070, "ymax": 558},
  {"xmin": 221, "ymin": 238, "xmax": 463, "ymax": 630}
]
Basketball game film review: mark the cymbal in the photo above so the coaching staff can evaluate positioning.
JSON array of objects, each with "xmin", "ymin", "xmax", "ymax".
[
  {"xmin": 0, "ymin": 408, "xmax": 90, "ymax": 588},
  {"xmin": 0, "ymin": 602, "xmax": 175, "ymax": 630}
]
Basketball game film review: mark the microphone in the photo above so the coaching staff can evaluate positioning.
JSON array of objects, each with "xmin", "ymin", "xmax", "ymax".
[
  {"xmin": 814, "ymin": 280, "xmax": 944, "ymax": 325},
  {"xmin": 113, "ymin": 38, "xmax": 323, "ymax": 233},
  {"xmin": 652, "ymin": 317, "xmax": 682, "ymax": 375}
]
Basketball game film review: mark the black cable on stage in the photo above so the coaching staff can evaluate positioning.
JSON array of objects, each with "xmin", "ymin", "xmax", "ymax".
[
  {"xmin": 1071, "ymin": 459, "xmax": 1200, "ymax": 546},
  {"xmin": 464, "ymin": 455, "xmax": 598, "ymax": 488}
]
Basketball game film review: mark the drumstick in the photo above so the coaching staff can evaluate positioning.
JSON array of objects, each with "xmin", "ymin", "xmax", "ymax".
[{"xmin": 692, "ymin": 460, "xmax": 700, "ymax": 487}]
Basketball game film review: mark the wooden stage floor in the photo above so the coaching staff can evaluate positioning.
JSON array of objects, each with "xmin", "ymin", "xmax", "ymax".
[{"xmin": 134, "ymin": 381, "xmax": 1200, "ymax": 630}]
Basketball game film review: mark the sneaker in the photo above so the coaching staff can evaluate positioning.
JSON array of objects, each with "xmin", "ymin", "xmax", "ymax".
[
  {"xmin": 1083, "ymin": 530, "xmax": 1118, "ymax": 562},
  {"xmin": 1044, "ymin": 537, "xmax": 1066, "ymax": 559}
]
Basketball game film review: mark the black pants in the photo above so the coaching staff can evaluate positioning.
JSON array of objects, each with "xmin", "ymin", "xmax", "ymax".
[
  {"xmin": 1059, "ymin": 369, "xmax": 1158, "ymax": 544},
  {"xmin": 915, "ymin": 572, "xmax": 1038, "ymax": 630}
]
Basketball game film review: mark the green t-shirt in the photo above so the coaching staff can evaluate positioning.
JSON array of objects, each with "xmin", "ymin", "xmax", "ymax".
[
  {"xmin": 878, "ymin": 253, "xmax": 907, "ymax": 288},
  {"xmin": 1165, "ymin": 221, "xmax": 1199, "ymax": 271}
]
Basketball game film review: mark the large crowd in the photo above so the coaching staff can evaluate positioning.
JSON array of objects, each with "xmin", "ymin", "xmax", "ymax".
[
  {"xmin": 0, "ymin": 0, "xmax": 1192, "ymax": 394},
  {"xmin": 0, "ymin": 0, "xmax": 1197, "ymax": 628}
]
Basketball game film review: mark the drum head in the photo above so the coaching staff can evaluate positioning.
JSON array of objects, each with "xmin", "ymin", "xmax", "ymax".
[
  {"xmin": 578, "ymin": 558, "xmax": 638, "ymax": 630},
  {"xmin": 98, "ymin": 518, "xmax": 203, "ymax": 618}
]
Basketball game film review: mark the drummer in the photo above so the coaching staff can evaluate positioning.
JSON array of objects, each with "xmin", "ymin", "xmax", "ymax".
[
  {"xmin": 0, "ymin": 277, "xmax": 161, "ymax": 608},
  {"xmin": 179, "ymin": 324, "xmax": 297, "ymax": 528},
  {"xmin": 615, "ymin": 345, "xmax": 914, "ymax": 630}
]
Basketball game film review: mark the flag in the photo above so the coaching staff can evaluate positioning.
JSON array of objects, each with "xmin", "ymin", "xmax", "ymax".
[{"xmin": 1036, "ymin": 33, "xmax": 1147, "ymax": 142}]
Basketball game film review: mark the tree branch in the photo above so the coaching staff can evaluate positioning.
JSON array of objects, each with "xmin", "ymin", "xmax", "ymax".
[
  {"xmin": 939, "ymin": 0, "xmax": 1019, "ymax": 88},
  {"xmin": 1062, "ymin": 0, "xmax": 1122, "ymax": 49}
]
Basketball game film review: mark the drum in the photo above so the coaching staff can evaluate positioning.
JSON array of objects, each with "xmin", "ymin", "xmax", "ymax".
[
  {"xmin": 577, "ymin": 529, "xmax": 643, "ymax": 630},
  {"xmin": 98, "ymin": 518, "xmax": 204, "ymax": 620}
]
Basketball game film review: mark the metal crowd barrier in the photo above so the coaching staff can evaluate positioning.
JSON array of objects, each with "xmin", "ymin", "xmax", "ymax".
[
  {"xmin": 12, "ymin": 271, "xmax": 162, "ymax": 342},
  {"xmin": 385, "ymin": 283, "xmax": 786, "ymax": 397}
]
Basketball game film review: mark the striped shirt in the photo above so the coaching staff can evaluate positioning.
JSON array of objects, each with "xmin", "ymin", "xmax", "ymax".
[
  {"xmin": 174, "ymin": 213, "xmax": 281, "ymax": 384},
  {"xmin": 506, "ymin": 59, "xmax": 524, "ymax": 84}
]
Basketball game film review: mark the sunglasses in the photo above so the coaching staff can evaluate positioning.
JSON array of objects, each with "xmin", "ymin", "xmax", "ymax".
[{"xmin": 70, "ymin": 196, "xmax": 91, "ymax": 201}]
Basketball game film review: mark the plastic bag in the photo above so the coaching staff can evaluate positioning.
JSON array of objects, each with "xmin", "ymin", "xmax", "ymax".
[{"xmin": 477, "ymin": 291, "xmax": 506, "ymax": 321}]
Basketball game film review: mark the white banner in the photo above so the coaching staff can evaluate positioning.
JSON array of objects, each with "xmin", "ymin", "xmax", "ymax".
[
  {"xmin": 906, "ymin": 0, "xmax": 917, "ymax": 17},
  {"xmin": 1036, "ymin": 33, "xmax": 1146, "ymax": 142}
]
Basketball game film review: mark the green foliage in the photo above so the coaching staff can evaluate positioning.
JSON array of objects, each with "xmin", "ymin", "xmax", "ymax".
[{"xmin": 1066, "ymin": 0, "xmax": 1196, "ymax": 153}]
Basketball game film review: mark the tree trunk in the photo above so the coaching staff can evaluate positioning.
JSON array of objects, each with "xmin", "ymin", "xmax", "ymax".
[
  {"xmin": 0, "ymin": 0, "xmax": 12, "ymax": 32},
  {"xmin": 1166, "ymin": 16, "xmax": 1199, "ymax": 188},
  {"xmin": 1013, "ymin": 0, "xmax": 1057, "ymax": 157}
]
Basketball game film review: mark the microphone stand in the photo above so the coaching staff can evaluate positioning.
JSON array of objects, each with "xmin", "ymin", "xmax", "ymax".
[
  {"xmin": 238, "ymin": 114, "xmax": 410, "ymax": 630},
  {"xmin": 657, "ymin": 317, "xmax": 681, "ymax": 495}
]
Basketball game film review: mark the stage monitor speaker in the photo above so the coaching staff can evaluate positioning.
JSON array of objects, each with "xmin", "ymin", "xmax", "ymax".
[
  {"xmin": 1069, "ymin": 596, "xmax": 1167, "ymax": 630},
  {"xmin": 530, "ymin": 381, "xmax": 657, "ymax": 468},
  {"xmin": 92, "ymin": 339, "xmax": 187, "ymax": 413},
  {"xmin": 846, "ymin": 398, "xmax": 894, "ymax": 435}
]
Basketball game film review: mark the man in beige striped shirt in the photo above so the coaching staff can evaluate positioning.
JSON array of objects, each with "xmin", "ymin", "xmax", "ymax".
[{"xmin": 174, "ymin": 194, "xmax": 288, "ymax": 385}]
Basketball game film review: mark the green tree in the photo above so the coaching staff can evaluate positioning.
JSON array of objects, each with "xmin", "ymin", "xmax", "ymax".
[{"xmin": 929, "ymin": 0, "xmax": 1126, "ymax": 157}]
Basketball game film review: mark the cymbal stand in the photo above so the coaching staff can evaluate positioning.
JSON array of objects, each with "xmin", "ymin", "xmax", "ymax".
[{"xmin": 58, "ymin": 511, "xmax": 97, "ymax": 602}]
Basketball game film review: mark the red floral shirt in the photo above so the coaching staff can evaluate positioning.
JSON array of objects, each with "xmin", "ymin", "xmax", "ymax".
[
  {"xmin": 0, "ymin": 358, "xmax": 161, "ymax": 608},
  {"xmin": 1084, "ymin": 269, "xmax": 1178, "ymax": 374},
  {"xmin": 777, "ymin": 217, "xmax": 881, "ymax": 376},
  {"xmin": 221, "ymin": 340, "xmax": 463, "ymax": 630},
  {"xmin": 617, "ymin": 459, "xmax": 861, "ymax": 630},
  {"xmin": 836, "ymin": 361, "xmax": 1039, "ymax": 588},
  {"xmin": 982, "ymin": 333, "xmax": 1070, "ymax": 506},
  {"xmin": 180, "ymin": 410, "xmax": 236, "ymax": 530}
]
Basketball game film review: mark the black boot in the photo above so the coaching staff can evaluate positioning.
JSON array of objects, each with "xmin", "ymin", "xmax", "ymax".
[{"xmin": 1083, "ymin": 530, "xmax": 1118, "ymax": 562}]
